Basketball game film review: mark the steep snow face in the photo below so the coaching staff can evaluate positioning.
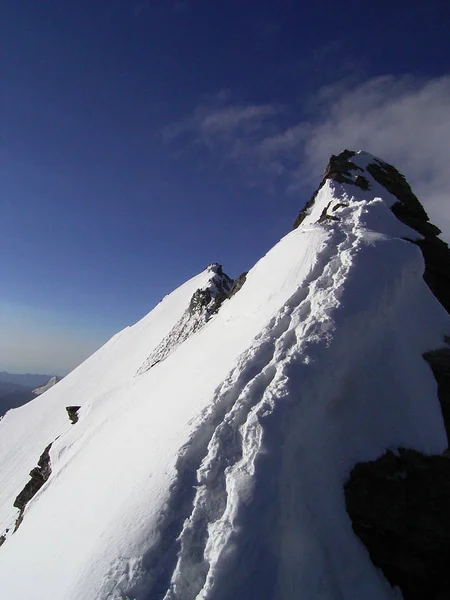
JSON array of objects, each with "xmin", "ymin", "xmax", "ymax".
[
  {"xmin": 0, "ymin": 151, "xmax": 449, "ymax": 600},
  {"xmin": 32, "ymin": 376, "xmax": 60, "ymax": 396},
  {"xmin": 0, "ymin": 267, "xmax": 223, "ymax": 540}
]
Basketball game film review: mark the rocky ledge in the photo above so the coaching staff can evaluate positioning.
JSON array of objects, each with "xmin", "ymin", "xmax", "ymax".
[
  {"xmin": 13, "ymin": 442, "xmax": 53, "ymax": 532},
  {"xmin": 66, "ymin": 405, "xmax": 81, "ymax": 425},
  {"xmin": 345, "ymin": 448, "xmax": 450, "ymax": 600}
]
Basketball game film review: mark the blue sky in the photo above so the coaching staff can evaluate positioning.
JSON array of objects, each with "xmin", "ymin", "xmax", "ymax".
[{"xmin": 2, "ymin": 0, "xmax": 450, "ymax": 374}]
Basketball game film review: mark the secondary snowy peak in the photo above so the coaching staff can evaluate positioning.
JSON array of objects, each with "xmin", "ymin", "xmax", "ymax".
[
  {"xmin": 32, "ymin": 376, "xmax": 60, "ymax": 396},
  {"xmin": 137, "ymin": 263, "xmax": 233, "ymax": 374},
  {"xmin": 0, "ymin": 266, "xmax": 222, "ymax": 539},
  {"xmin": 0, "ymin": 152, "xmax": 449, "ymax": 600}
]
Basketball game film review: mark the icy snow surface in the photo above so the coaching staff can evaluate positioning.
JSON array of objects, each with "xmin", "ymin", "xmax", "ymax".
[{"xmin": 0, "ymin": 152, "xmax": 449, "ymax": 600}]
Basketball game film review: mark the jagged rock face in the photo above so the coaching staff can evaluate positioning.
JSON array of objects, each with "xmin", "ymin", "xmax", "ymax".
[
  {"xmin": 137, "ymin": 264, "xmax": 233, "ymax": 374},
  {"xmin": 424, "ymin": 339, "xmax": 450, "ymax": 440},
  {"xmin": 227, "ymin": 271, "xmax": 248, "ymax": 298},
  {"xmin": 345, "ymin": 449, "xmax": 450, "ymax": 600},
  {"xmin": 13, "ymin": 442, "xmax": 53, "ymax": 531},
  {"xmin": 66, "ymin": 406, "xmax": 81, "ymax": 425},
  {"xmin": 293, "ymin": 150, "xmax": 370, "ymax": 229},
  {"xmin": 365, "ymin": 157, "xmax": 450, "ymax": 315},
  {"xmin": 188, "ymin": 264, "xmax": 232, "ymax": 316}
]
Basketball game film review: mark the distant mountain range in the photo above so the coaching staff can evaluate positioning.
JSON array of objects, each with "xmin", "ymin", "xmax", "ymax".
[
  {"xmin": 31, "ymin": 376, "xmax": 61, "ymax": 396},
  {"xmin": 0, "ymin": 372, "xmax": 56, "ymax": 389},
  {"xmin": 0, "ymin": 372, "xmax": 60, "ymax": 416}
]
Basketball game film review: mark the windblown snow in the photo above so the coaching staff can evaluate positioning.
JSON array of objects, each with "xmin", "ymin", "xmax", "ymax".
[{"xmin": 0, "ymin": 151, "xmax": 449, "ymax": 600}]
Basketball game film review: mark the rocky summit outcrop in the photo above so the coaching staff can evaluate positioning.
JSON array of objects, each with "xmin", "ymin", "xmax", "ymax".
[
  {"xmin": 294, "ymin": 150, "xmax": 450, "ymax": 316},
  {"xmin": 293, "ymin": 150, "xmax": 371, "ymax": 229},
  {"xmin": 137, "ymin": 264, "xmax": 233, "ymax": 374},
  {"xmin": 305, "ymin": 151, "xmax": 450, "ymax": 600}
]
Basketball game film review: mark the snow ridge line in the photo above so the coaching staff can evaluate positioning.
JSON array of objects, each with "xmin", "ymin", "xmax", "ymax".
[
  {"xmin": 136, "ymin": 269, "xmax": 232, "ymax": 376},
  {"xmin": 128, "ymin": 198, "xmax": 365, "ymax": 600},
  {"xmin": 189, "ymin": 208, "xmax": 363, "ymax": 600}
]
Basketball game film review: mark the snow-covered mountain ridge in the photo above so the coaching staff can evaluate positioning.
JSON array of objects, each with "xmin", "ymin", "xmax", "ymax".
[
  {"xmin": 0, "ymin": 150, "xmax": 449, "ymax": 600},
  {"xmin": 137, "ymin": 264, "xmax": 233, "ymax": 374},
  {"xmin": 32, "ymin": 375, "xmax": 61, "ymax": 396}
]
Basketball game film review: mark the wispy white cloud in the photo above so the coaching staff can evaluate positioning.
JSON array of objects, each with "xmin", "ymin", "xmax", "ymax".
[
  {"xmin": 163, "ymin": 96, "xmax": 285, "ymax": 188},
  {"xmin": 164, "ymin": 101, "xmax": 281, "ymax": 148},
  {"xmin": 166, "ymin": 76, "xmax": 450, "ymax": 240}
]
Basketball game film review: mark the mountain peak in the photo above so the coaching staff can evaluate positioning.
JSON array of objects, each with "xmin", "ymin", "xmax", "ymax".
[
  {"xmin": 1, "ymin": 153, "xmax": 450, "ymax": 600},
  {"xmin": 293, "ymin": 149, "xmax": 450, "ymax": 316},
  {"xmin": 293, "ymin": 149, "xmax": 432, "ymax": 229}
]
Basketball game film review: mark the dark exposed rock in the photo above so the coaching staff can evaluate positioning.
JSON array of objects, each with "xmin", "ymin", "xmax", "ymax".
[
  {"xmin": 189, "ymin": 287, "xmax": 227, "ymax": 318},
  {"xmin": 415, "ymin": 236, "xmax": 450, "ymax": 316},
  {"xmin": 227, "ymin": 272, "xmax": 248, "ymax": 299},
  {"xmin": 13, "ymin": 442, "xmax": 53, "ymax": 531},
  {"xmin": 424, "ymin": 341, "xmax": 450, "ymax": 441},
  {"xmin": 293, "ymin": 194, "xmax": 317, "ymax": 229},
  {"xmin": 345, "ymin": 449, "xmax": 450, "ymax": 600},
  {"xmin": 66, "ymin": 405, "xmax": 81, "ymax": 424},
  {"xmin": 138, "ymin": 264, "xmax": 233, "ymax": 374},
  {"xmin": 318, "ymin": 201, "xmax": 339, "ymax": 223},
  {"xmin": 293, "ymin": 150, "xmax": 370, "ymax": 229},
  {"xmin": 322, "ymin": 149, "xmax": 363, "ymax": 185},
  {"xmin": 366, "ymin": 159, "xmax": 429, "ymax": 222},
  {"xmin": 332, "ymin": 202, "xmax": 349, "ymax": 212},
  {"xmin": 188, "ymin": 264, "xmax": 233, "ymax": 316},
  {"xmin": 366, "ymin": 157, "xmax": 450, "ymax": 316},
  {"xmin": 354, "ymin": 175, "xmax": 369, "ymax": 190}
]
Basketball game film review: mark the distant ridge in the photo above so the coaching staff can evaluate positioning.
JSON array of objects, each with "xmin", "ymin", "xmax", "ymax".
[
  {"xmin": 0, "ymin": 372, "xmax": 58, "ymax": 389},
  {"xmin": 32, "ymin": 376, "xmax": 61, "ymax": 396}
]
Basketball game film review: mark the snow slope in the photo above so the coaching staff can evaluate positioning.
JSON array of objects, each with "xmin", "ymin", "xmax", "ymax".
[{"xmin": 0, "ymin": 151, "xmax": 449, "ymax": 600}]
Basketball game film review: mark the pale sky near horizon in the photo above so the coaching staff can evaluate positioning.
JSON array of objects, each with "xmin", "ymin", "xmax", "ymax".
[{"xmin": 2, "ymin": 0, "xmax": 450, "ymax": 374}]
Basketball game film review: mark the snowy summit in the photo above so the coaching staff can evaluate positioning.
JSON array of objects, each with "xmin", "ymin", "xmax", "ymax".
[{"xmin": 0, "ymin": 150, "xmax": 449, "ymax": 600}]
